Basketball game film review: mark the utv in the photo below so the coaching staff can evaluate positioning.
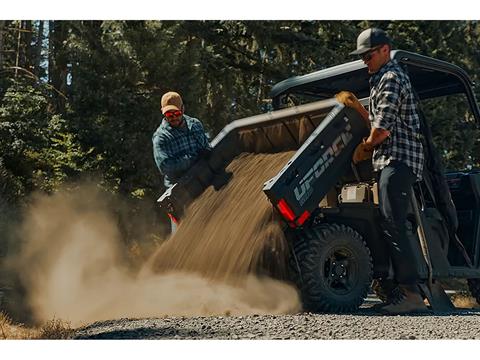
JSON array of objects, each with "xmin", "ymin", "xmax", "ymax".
[{"xmin": 158, "ymin": 50, "xmax": 480, "ymax": 313}]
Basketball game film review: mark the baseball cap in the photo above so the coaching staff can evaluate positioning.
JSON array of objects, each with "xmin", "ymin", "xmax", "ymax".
[
  {"xmin": 350, "ymin": 28, "xmax": 392, "ymax": 56},
  {"xmin": 161, "ymin": 91, "xmax": 183, "ymax": 114}
]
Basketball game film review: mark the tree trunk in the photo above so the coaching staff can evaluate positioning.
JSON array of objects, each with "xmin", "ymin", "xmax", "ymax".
[
  {"xmin": 0, "ymin": 20, "xmax": 5, "ymax": 69},
  {"xmin": 23, "ymin": 20, "xmax": 33, "ymax": 72},
  {"xmin": 49, "ymin": 20, "xmax": 68, "ymax": 113},
  {"xmin": 48, "ymin": 20, "xmax": 54, "ymax": 83},
  {"xmin": 15, "ymin": 20, "xmax": 22, "ymax": 77},
  {"xmin": 34, "ymin": 20, "xmax": 44, "ymax": 77}
]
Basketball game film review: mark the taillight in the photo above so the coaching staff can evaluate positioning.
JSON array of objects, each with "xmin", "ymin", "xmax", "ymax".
[
  {"xmin": 277, "ymin": 198, "xmax": 296, "ymax": 222},
  {"xmin": 296, "ymin": 210, "xmax": 311, "ymax": 226},
  {"xmin": 276, "ymin": 199, "xmax": 310, "ymax": 227}
]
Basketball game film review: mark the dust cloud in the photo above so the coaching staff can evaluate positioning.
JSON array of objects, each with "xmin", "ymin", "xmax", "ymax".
[{"xmin": 14, "ymin": 153, "xmax": 301, "ymax": 326}]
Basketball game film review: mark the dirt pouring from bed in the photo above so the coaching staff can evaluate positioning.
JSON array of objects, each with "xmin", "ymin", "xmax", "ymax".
[
  {"xmin": 13, "ymin": 152, "xmax": 301, "ymax": 326},
  {"xmin": 149, "ymin": 152, "xmax": 296, "ymax": 279}
]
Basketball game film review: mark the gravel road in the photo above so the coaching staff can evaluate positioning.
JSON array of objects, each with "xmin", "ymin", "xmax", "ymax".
[{"xmin": 73, "ymin": 298, "xmax": 480, "ymax": 340}]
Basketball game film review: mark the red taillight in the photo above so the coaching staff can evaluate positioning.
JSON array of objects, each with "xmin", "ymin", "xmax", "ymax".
[
  {"xmin": 277, "ymin": 199, "xmax": 296, "ymax": 222},
  {"xmin": 167, "ymin": 213, "xmax": 178, "ymax": 224},
  {"xmin": 296, "ymin": 210, "xmax": 311, "ymax": 226}
]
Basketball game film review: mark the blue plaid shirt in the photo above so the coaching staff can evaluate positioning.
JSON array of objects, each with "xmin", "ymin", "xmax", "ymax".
[
  {"xmin": 369, "ymin": 60, "xmax": 424, "ymax": 180},
  {"xmin": 152, "ymin": 114, "xmax": 210, "ymax": 187}
]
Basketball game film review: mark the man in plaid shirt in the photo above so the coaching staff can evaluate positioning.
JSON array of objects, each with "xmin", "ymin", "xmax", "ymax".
[
  {"xmin": 153, "ymin": 91, "xmax": 211, "ymax": 188},
  {"xmin": 338, "ymin": 28, "xmax": 428, "ymax": 314},
  {"xmin": 153, "ymin": 91, "xmax": 210, "ymax": 234}
]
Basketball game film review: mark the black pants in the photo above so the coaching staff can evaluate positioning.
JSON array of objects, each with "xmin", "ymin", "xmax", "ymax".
[{"xmin": 378, "ymin": 161, "xmax": 419, "ymax": 285}]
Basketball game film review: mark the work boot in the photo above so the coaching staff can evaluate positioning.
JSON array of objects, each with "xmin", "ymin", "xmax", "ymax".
[
  {"xmin": 371, "ymin": 279, "xmax": 401, "ymax": 311},
  {"xmin": 376, "ymin": 285, "xmax": 430, "ymax": 315},
  {"xmin": 372, "ymin": 278, "xmax": 398, "ymax": 303}
]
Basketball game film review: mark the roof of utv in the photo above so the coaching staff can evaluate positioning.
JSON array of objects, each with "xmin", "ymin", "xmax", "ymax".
[{"xmin": 270, "ymin": 50, "xmax": 478, "ymax": 110}]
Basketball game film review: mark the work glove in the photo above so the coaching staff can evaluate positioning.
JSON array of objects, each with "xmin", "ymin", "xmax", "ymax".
[
  {"xmin": 212, "ymin": 170, "xmax": 233, "ymax": 191},
  {"xmin": 352, "ymin": 139, "xmax": 373, "ymax": 164},
  {"xmin": 197, "ymin": 148, "xmax": 212, "ymax": 160},
  {"xmin": 335, "ymin": 91, "xmax": 363, "ymax": 112}
]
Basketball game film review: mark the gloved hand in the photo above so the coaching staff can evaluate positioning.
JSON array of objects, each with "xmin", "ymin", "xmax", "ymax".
[
  {"xmin": 336, "ymin": 91, "xmax": 370, "ymax": 128},
  {"xmin": 352, "ymin": 139, "xmax": 373, "ymax": 164},
  {"xmin": 197, "ymin": 148, "xmax": 212, "ymax": 160},
  {"xmin": 212, "ymin": 170, "xmax": 233, "ymax": 191},
  {"xmin": 335, "ymin": 91, "xmax": 363, "ymax": 111}
]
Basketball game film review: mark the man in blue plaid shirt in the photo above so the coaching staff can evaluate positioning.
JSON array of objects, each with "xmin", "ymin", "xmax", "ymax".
[
  {"xmin": 153, "ymin": 91, "xmax": 210, "ymax": 233},
  {"xmin": 338, "ymin": 28, "xmax": 428, "ymax": 314},
  {"xmin": 153, "ymin": 91, "xmax": 211, "ymax": 188}
]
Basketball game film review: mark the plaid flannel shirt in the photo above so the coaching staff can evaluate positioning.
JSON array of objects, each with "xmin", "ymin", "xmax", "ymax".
[
  {"xmin": 152, "ymin": 114, "xmax": 210, "ymax": 187},
  {"xmin": 369, "ymin": 60, "xmax": 424, "ymax": 180}
]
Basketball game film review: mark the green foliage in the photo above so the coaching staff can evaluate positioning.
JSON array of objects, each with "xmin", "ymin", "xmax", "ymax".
[
  {"xmin": 422, "ymin": 94, "xmax": 480, "ymax": 170},
  {"xmin": 28, "ymin": 115, "xmax": 91, "ymax": 191},
  {"xmin": 0, "ymin": 79, "xmax": 88, "ymax": 197}
]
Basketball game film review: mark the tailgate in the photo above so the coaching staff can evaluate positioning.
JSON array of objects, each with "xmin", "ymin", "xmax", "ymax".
[{"xmin": 263, "ymin": 105, "xmax": 367, "ymax": 227}]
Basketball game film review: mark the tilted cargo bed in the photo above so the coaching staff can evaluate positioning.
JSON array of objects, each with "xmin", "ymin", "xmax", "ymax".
[
  {"xmin": 263, "ymin": 104, "xmax": 369, "ymax": 227},
  {"xmin": 157, "ymin": 99, "xmax": 367, "ymax": 221}
]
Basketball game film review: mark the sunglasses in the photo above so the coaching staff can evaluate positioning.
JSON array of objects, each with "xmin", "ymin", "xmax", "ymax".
[
  {"xmin": 164, "ymin": 110, "xmax": 183, "ymax": 119},
  {"xmin": 361, "ymin": 46, "xmax": 383, "ymax": 61}
]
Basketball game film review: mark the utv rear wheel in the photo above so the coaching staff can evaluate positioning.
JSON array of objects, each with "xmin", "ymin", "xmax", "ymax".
[
  {"xmin": 290, "ymin": 223, "xmax": 372, "ymax": 313},
  {"xmin": 467, "ymin": 279, "xmax": 480, "ymax": 305}
]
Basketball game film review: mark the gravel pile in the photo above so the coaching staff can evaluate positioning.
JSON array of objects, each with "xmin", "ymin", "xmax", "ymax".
[{"xmin": 74, "ymin": 303, "xmax": 480, "ymax": 340}]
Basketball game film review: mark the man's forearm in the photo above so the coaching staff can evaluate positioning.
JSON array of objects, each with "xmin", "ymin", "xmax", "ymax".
[
  {"xmin": 158, "ymin": 154, "xmax": 196, "ymax": 177},
  {"xmin": 364, "ymin": 127, "xmax": 390, "ymax": 150},
  {"xmin": 356, "ymin": 106, "xmax": 370, "ymax": 129}
]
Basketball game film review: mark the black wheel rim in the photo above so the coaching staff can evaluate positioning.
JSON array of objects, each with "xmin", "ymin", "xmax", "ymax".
[{"xmin": 322, "ymin": 246, "xmax": 359, "ymax": 296}]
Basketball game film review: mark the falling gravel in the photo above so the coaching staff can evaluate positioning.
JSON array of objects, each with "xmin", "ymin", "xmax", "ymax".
[{"xmin": 148, "ymin": 151, "xmax": 296, "ymax": 280}]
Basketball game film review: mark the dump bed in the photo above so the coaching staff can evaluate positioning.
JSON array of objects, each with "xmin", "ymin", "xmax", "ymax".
[{"xmin": 157, "ymin": 99, "xmax": 366, "ymax": 220}]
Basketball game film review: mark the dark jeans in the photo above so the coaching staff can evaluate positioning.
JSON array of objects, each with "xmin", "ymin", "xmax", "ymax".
[{"xmin": 378, "ymin": 161, "xmax": 419, "ymax": 285}]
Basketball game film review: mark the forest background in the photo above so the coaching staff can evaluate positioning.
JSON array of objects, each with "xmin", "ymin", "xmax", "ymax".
[{"xmin": 1, "ymin": 20, "xmax": 479, "ymax": 256}]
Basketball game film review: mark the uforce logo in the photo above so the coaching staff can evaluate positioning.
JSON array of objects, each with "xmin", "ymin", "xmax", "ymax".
[{"xmin": 294, "ymin": 121, "xmax": 353, "ymax": 206}]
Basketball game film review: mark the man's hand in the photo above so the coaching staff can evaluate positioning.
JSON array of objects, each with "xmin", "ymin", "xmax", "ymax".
[
  {"xmin": 335, "ymin": 91, "xmax": 370, "ymax": 128},
  {"xmin": 352, "ymin": 139, "xmax": 373, "ymax": 164},
  {"xmin": 335, "ymin": 91, "xmax": 362, "ymax": 110}
]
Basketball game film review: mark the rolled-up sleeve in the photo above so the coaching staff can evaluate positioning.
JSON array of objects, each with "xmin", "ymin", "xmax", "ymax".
[
  {"xmin": 191, "ymin": 119, "xmax": 211, "ymax": 150},
  {"xmin": 372, "ymin": 72, "xmax": 403, "ymax": 131}
]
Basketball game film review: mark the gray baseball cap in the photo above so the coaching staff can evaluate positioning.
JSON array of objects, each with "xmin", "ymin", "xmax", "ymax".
[{"xmin": 350, "ymin": 28, "xmax": 392, "ymax": 56}]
